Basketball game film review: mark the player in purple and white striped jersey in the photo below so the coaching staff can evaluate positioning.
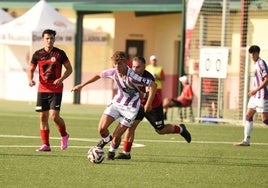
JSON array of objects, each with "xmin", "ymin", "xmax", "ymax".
[
  {"xmin": 234, "ymin": 45, "xmax": 268, "ymax": 146},
  {"xmin": 72, "ymin": 51, "xmax": 157, "ymax": 159}
]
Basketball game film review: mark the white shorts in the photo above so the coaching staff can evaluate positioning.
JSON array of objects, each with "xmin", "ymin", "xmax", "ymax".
[
  {"xmin": 103, "ymin": 102, "xmax": 140, "ymax": 128},
  {"xmin": 247, "ymin": 97, "xmax": 268, "ymax": 113}
]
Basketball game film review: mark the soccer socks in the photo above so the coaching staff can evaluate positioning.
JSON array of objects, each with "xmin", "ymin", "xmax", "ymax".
[
  {"xmin": 57, "ymin": 124, "xmax": 67, "ymax": 137},
  {"xmin": 173, "ymin": 125, "xmax": 181, "ymax": 134},
  {"xmin": 244, "ymin": 120, "xmax": 253, "ymax": 143},
  {"xmin": 103, "ymin": 134, "xmax": 112, "ymax": 142},
  {"xmin": 40, "ymin": 129, "xmax": 50, "ymax": 146},
  {"xmin": 123, "ymin": 141, "xmax": 132, "ymax": 155},
  {"xmin": 109, "ymin": 141, "xmax": 119, "ymax": 152}
]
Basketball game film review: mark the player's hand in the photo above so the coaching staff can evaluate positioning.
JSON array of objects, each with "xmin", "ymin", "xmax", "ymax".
[
  {"xmin": 29, "ymin": 80, "xmax": 36, "ymax": 87},
  {"xmin": 144, "ymin": 104, "xmax": 152, "ymax": 112},
  {"xmin": 248, "ymin": 89, "xmax": 257, "ymax": 96},
  {"xmin": 71, "ymin": 84, "xmax": 83, "ymax": 92},
  {"xmin": 53, "ymin": 78, "xmax": 63, "ymax": 86}
]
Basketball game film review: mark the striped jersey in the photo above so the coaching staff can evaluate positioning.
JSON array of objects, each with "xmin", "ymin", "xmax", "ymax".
[
  {"xmin": 100, "ymin": 67, "xmax": 152, "ymax": 108},
  {"xmin": 254, "ymin": 57, "xmax": 268, "ymax": 99}
]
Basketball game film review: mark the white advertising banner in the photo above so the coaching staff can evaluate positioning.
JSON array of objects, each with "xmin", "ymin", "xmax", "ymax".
[
  {"xmin": 199, "ymin": 47, "xmax": 229, "ymax": 78},
  {"xmin": 185, "ymin": 0, "xmax": 204, "ymax": 59}
]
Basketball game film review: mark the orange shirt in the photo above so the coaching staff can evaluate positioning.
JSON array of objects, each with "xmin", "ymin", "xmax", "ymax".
[{"xmin": 177, "ymin": 84, "xmax": 193, "ymax": 106}]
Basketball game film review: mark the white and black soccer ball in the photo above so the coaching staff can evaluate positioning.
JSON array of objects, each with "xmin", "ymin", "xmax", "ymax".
[{"xmin": 87, "ymin": 146, "xmax": 105, "ymax": 164}]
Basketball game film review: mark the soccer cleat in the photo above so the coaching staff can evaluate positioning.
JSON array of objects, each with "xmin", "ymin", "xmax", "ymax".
[
  {"xmin": 180, "ymin": 124, "xmax": 191, "ymax": 143},
  {"xmin": 61, "ymin": 134, "xmax": 69, "ymax": 150},
  {"xmin": 233, "ymin": 141, "xmax": 250, "ymax": 146},
  {"xmin": 115, "ymin": 153, "xmax": 131, "ymax": 160},
  {"xmin": 36, "ymin": 144, "xmax": 51, "ymax": 152},
  {"xmin": 96, "ymin": 135, "xmax": 113, "ymax": 149},
  {"xmin": 107, "ymin": 151, "xmax": 115, "ymax": 160}
]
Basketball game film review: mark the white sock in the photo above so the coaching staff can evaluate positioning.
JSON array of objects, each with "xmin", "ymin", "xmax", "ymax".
[
  {"xmin": 109, "ymin": 145, "xmax": 117, "ymax": 152},
  {"xmin": 244, "ymin": 120, "xmax": 253, "ymax": 143},
  {"xmin": 103, "ymin": 134, "xmax": 111, "ymax": 142}
]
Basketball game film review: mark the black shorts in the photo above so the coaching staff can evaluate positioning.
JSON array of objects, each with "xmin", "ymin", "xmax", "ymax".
[
  {"xmin": 170, "ymin": 99, "xmax": 183, "ymax": 107},
  {"xmin": 35, "ymin": 92, "xmax": 62, "ymax": 112},
  {"xmin": 135, "ymin": 104, "xmax": 165, "ymax": 130}
]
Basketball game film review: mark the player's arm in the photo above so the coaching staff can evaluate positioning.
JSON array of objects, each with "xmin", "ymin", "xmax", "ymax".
[
  {"xmin": 144, "ymin": 81, "xmax": 157, "ymax": 112},
  {"xmin": 54, "ymin": 61, "xmax": 73, "ymax": 86},
  {"xmin": 71, "ymin": 74, "xmax": 101, "ymax": 92},
  {"xmin": 249, "ymin": 76, "xmax": 268, "ymax": 96},
  {"xmin": 28, "ymin": 63, "xmax": 37, "ymax": 87}
]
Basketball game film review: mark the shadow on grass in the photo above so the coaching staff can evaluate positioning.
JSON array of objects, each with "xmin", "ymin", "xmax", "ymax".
[{"xmin": 131, "ymin": 153, "xmax": 268, "ymax": 168}]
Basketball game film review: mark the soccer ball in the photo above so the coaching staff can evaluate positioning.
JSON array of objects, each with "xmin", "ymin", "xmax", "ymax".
[{"xmin": 87, "ymin": 146, "xmax": 105, "ymax": 164}]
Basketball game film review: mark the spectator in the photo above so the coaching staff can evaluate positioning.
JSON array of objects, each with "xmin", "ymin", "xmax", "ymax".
[
  {"xmin": 162, "ymin": 75, "xmax": 193, "ymax": 120},
  {"xmin": 146, "ymin": 55, "xmax": 165, "ymax": 100}
]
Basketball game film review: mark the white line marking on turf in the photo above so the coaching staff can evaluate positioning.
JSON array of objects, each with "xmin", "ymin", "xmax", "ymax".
[{"xmin": 0, "ymin": 134, "xmax": 267, "ymax": 146}]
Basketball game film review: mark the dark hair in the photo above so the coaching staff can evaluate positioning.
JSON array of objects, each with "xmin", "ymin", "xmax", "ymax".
[
  {"xmin": 111, "ymin": 51, "xmax": 127, "ymax": 64},
  {"xmin": 42, "ymin": 29, "xmax": 57, "ymax": 37},
  {"xmin": 132, "ymin": 56, "xmax": 146, "ymax": 64},
  {"xmin": 248, "ymin": 45, "xmax": 260, "ymax": 54}
]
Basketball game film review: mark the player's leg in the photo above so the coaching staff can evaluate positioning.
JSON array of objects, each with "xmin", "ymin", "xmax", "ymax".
[
  {"xmin": 35, "ymin": 92, "xmax": 51, "ymax": 151},
  {"xmin": 234, "ymin": 97, "xmax": 256, "ymax": 146},
  {"xmin": 107, "ymin": 124, "xmax": 128, "ymax": 160},
  {"xmin": 108, "ymin": 106, "xmax": 138, "ymax": 160},
  {"xmin": 115, "ymin": 119, "xmax": 141, "ymax": 159},
  {"xmin": 49, "ymin": 93, "xmax": 69, "ymax": 150},
  {"xmin": 147, "ymin": 104, "xmax": 191, "ymax": 143},
  {"xmin": 115, "ymin": 107, "xmax": 144, "ymax": 159},
  {"xmin": 96, "ymin": 102, "xmax": 118, "ymax": 148},
  {"xmin": 96, "ymin": 114, "xmax": 115, "ymax": 148},
  {"xmin": 36, "ymin": 111, "xmax": 51, "ymax": 151}
]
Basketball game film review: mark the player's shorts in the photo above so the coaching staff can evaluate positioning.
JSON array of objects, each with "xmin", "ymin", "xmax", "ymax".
[
  {"xmin": 247, "ymin": 96, "xmax": 268, "ymax": 113},
  {"xmin": 103, "ymin": 101, "xmax": 140, "ymax": 128},
  {"xmin": 35, "ymin": 92, "xmax": 62, "ymax": 112},
  {"xmin": 135, "ymin": 104, "xmax": 165, "ymax": 130}
]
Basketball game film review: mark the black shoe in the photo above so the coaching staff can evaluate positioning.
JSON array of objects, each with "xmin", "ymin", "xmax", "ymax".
[
  {"xmin": 180, "ymin": 124, "xmax": 191, "ymax": 143},
  {"xmin": 115, "ymin": 153, "xmax": 131, "ymax": 160},
  {"xmin": 107, "ymin": 151, "xmax": 115, "ymax": 160},
  {"xmin": 96, "ymin": 135, "xmax": 113, "ymax": 149}
]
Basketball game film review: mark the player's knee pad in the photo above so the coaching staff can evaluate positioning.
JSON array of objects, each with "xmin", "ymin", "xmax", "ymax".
[
  {"xmin": 263, "ymin": 119, "xmax": 268, "ymax": 125},
  {"xmin": 245, "ymin": 115, "xmax": 253, "ymax": 122}
]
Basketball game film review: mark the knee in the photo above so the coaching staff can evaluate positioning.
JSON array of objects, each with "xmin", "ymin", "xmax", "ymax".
[
  {"xmin": 263, "ymin": 119, "xmax": 268, "ymax": 125},
  {"xmin": 245, "ymin": 115, "xmax": 253, "ymax": 121},
  {"xmin": 155, "ymin": 125, "xmax": 165, "ymax": 134}
]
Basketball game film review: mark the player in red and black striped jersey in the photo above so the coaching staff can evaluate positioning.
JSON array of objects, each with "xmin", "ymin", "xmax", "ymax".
[
  {"xmin": 28, "ymin": 29, "xmax": 73, "ymax": 152},
  {"xmin": 115, "ymin": 57, "xmax": 191, "ymax": 160}
]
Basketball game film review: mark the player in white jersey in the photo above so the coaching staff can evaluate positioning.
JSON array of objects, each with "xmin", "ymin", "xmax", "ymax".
[
  {"xmin": 72, "ymin": 51, "xmax": 157, "ymax": 159},
  {"xmin": 234, "ymin": 45, "xmax": 268, "ymax": 146}
]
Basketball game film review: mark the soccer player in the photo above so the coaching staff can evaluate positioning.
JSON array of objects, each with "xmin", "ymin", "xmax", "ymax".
[
  {"xmin": 115, "ymin": 57, "xmax": 191, "ymax": 159},
  {"xmin": 71, "ymin": 51, "xmax": 157, "ymax": 160},
  {"xmin": 234, "ymin": 45, "xmax": 268, "ymax": 146},
  {"xmin": 28, "ymin": 29, "xmax": 73, "ymax": 152}
]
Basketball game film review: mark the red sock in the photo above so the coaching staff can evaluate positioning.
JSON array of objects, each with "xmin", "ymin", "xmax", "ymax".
[
  {"xmin": 57, "ymin": 125, "xmax": 67, "ymax": 137},
  {"xmin": 40, "ymin": 129, "xmax": 50, "ymax": 146},
  {"xmin": 123, "ymin": 141, "xmax": 133, "ymax": 153},
  {"xmin": 173, "ymin": 125, "xmax": 180, "ymax": 133}
]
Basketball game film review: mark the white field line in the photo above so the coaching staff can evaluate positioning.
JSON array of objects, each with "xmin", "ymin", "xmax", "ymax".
[{"xmin": 0, "ymin": 134, "xmax": 267, "ymax": 147}]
